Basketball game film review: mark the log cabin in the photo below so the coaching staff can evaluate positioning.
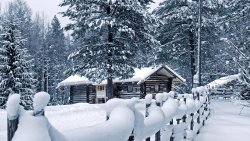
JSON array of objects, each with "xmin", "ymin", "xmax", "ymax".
[{"xmin": 57, "ymin": 65, "xmax": 186, "ymax": 104}]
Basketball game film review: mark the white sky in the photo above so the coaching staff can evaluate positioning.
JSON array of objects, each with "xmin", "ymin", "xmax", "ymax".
[{"xmin": 0, "ymin": 0, "xmax": 164, "ymax": 27}]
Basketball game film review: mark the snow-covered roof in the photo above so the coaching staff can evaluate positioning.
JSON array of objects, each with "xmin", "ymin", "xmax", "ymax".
[
  {"xmin": 58, "ymin": 65, "xmax": 186, "ymax": 87},
  {"xmin": 207, "ymin": 74, "xmax": 239, "ymax": 88}
]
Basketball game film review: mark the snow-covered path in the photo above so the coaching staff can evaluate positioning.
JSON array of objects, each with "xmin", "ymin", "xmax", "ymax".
[{"xmin": 194, "ymin": 100, "xmax": 250, "ymax": 141}]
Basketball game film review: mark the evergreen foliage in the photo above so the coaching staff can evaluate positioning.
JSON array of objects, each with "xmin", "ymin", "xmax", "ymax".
[
  {"xmin": 153, "ymin": 0, "xmax": 196, "ymax": 90},
  {"xmin": 3, "ymin": 0, "xmax": 33, "ymax": 52},
  {"xmin": 45, "ymin": 16, "xmax": 67, "ymax": 105},
  {"xmin": 0, "ymin": 21, "xmax": 36, "ymax": 109},
  {"xmin": 60, "ymin": 0, "xmax": 159, "ymax": 98}
]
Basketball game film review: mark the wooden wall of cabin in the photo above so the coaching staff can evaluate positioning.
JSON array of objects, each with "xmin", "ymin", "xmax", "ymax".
[
  {"xmin": 142, "ymin": 75, "xmax": 173, "ymax": 95},
  {"xmin": 115, "ymin": 82, "xmax": 141, "ymax": 99},
  {"xmin": 117, "ymin": 78, "xmax": 172, "ymax": 99},
  {"xmin": 69, "ymin": 84, "xmax": 96, "ymax": 104},
  {"xmin": 140, "ymin": 79, "xmax": 172, "ymax": 98}
]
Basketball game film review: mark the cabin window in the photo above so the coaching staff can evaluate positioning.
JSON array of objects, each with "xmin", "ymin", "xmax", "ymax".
[
  {"xmin": 97, "ymin": 86, "xmax": 105, "ymax": 91},
  {"xmin": 128, "ymin": 84, "xmax": 133, "ymax": 92}
]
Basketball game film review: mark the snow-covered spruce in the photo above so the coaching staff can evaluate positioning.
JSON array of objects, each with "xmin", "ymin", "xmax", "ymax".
[
  {"xmin": 59, "ymin": 0, "xmax": 159, "ymax": 90},
  {"xmin": 45, "ymin": 16, "xmax": 68, "ymax": 105},
  {"xmin": 0, "ymin": 22, "xmax": 36, "ymax": 110}
]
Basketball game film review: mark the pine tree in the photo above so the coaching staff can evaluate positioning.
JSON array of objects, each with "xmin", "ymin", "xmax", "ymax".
[
  {"xmin": 0, "ymin": 21, "xmax": 36, "ymax": 109},
  {"xmin": 4, "ymin": 0, "xmax": 33, "ymax": 52},
  {"xmin": 30, "ymin": 13, "xmax": 47, "ymax": 92},
  {"xmin": 199, "ymin": 0, "xmax": 229, "ymax": 84},
  {"xmin": 153, "ymin": 0, "xmax": 224, "ymax": 89},
  {"xmin": 153, "ymin": 0, "xmax": 197, "ymax": 89},
  {"xmin": 45, "ymin": 16, "xmax": 67, "ymax": 105},
  {"xmin": 60, "ymin": 0, "xmax": 159, "ymax": 99}
]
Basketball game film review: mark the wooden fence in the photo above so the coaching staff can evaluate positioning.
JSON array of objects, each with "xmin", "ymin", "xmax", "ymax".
[{"xmin": 6, "ymin": 87, "xmax": 210, "ymax": 141}]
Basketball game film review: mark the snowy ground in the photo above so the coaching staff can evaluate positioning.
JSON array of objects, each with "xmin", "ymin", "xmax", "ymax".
[
  {"xmin": 1, "ymin": 100, "xmax": 250, "ymax": 141},
  {"xmin": 0, "ymin": 103, "xmax": 107, "ymax": 141},
  {"xmin": 194, "ymin": 100, "xmax": 250, "ymax": 141}
]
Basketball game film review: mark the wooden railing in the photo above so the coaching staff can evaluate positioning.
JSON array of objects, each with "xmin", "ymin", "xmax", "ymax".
[{"xmin": 6, "ymin": 86, "xmax": 210, "ymax": 141}]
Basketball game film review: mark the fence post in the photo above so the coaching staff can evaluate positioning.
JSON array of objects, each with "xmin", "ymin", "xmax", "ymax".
[
  {"xmin": 155, "ymin": 94, "xmax": 163, "ymax": 141},
  {"xmin": 7, "ymin": 117, "xmax": 19, "ymax": 141},
  {"xmin": 190, "ymin": 113, "xmax": 194, "ymax": 130},
  {"xmin": 196, "ymin": 91, "xmax": 201, "ymax": 134},
  {"xmin": 145, "ymin": 94, "xmax": 152, "ymax": 141},
  {"xmin": 182, "ymin": 98, "xmax": 187, "ymax": 123},
  {"xmin": 128, "ymin": 130, "xmax": 134, "ymax": 141},
  {"xmin": 182, "ymin": 98, "xmax": 187, "ymax": 139},
  {"xmin": 7, "ymin": 94, "xmax": 20, "ymax": 141},
  {"xmin": 202, "ymin": 102, "xmax": 205, "ymax": 126},
  {"xmin": 205, "ymin": 96, "xmax": 209, "ymax": 120},
  {"xmin": 170, "ymin": 119, "xmax": 174, "ymax": 141}
]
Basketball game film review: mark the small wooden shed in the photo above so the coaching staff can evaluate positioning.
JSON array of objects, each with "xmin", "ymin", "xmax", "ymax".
[{"xmin": 58, "ymin": 65, "xmax": 186, "ymax": 104}]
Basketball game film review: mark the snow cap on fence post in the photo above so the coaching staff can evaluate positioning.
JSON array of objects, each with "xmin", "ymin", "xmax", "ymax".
[
  {"xmin": 175, "ymin": 100, "xmax": 187, "ymax": 120},
  {"xmin": 156, "ymin": 93, "xmax": 163, "ymax": 106},
  {"xmin": 161, "ymin": 97, "xmax": 178, "ymax": 123},
  {"xmin": 7, "ymin": 94, "xmax": 20, "ymax": 141},
  {"xmin": 168, "ymin": 91, "xmax": 176, "ymax": 99},
  {"xmin": 145, "ymin": 94, "xmax": 152, "ymax": 118},
  {"xmin": 33, "ymin": 92, "xmax": 50, "ymax": 116},
  {"xmin": 145, "ymin": 94, "xmax": 153, "ymax": 105},
  {"xmin": 7, "ymin": 94, "xmax": 20, "ymax": 120}
]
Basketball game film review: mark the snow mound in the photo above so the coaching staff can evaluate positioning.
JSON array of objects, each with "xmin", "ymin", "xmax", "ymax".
[
  {"xmin": 168, "ymin": 91, "xmax": 175, "ymax": 98},
  {"xmin": 162, "ymin": 92, "xmax": 169, "ymax": 102},
  {"xmin": 186, "ymin": 97, "xmax": 195, "ymax": 114},
  {"xmin": 65, "ymin": 105, "xmax": 134, "ymax": 141},
  {"xmin": 103, "ymin": 98, "xmax": 138, "ymax": 117},
  {"xmin": 145, "ymin": 94, "xmax": 153, "ymax": 104},
  {"xmin": 33, "ymin": 92, "xmax": 50, "ymax": 113},
  {"xmin": 195, "ymin": 99, "xmax": 202, "ymax": 111},
  {"xmin": 134, "ymin": 104, "xmax": 165, "ymax": 141},
  {"xmin": 207, "ymin": 74, "xmax": 239, "ymax": 88},
  {"xmin": 12, "ymin": 107, "xmax": 67, "ymax": 141},
  {"xmin": 175, "ymin": 101, "xmax": 187, "ymax": 119},
  {"xmin": 161, "ymin": 98, "xmax": 178, "ymax": 122},
  {"xmin": 156, "ymin": 93, "xmax": 163, "ymax": 104},
  {"xmin": 6, "ymin": 94, "xmax": 20, "ymax": 120}
]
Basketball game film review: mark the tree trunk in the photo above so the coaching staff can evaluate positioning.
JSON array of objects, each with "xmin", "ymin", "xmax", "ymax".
[
  {"xmin": 189, "ymin": 25, "xmax": 196, "ymax": 89},
  {"xmin": 7, "ymin": 118, "xmax": 18, "ymax": 141},
  {"xmin": 106, "ymin": 2, "xmax": 113, "ymax": 100}
]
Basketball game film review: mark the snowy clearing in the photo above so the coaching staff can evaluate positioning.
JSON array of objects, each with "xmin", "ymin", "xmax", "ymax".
[
  {"xmin": 194, "ymin": 100, "xmax": 250, "ymax": 141},
  {"xmin": 0, "ymin": 103, "xmax": 106, "ymax": 141},
  {"xmin": 7, "ymin": 87, "xmax": 250, "ymax": 141},
  {"xmin": 2, "ymin": 98, "xmax": 249, "ymax": 141}
]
